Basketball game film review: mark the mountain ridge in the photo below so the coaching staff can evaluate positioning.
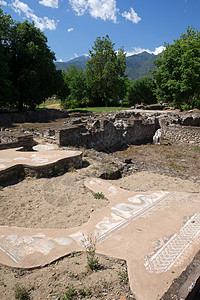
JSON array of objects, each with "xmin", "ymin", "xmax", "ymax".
[{"xmin": 55, "ymin": 51, "xmax": 158, "ymax": 81}]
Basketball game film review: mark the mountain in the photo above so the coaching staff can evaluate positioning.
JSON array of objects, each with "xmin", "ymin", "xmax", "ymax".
[
  {"xmin": 55, "ymin": 55, "xmax": 89, "ymax": 71},
  {"xmin": 55, "ymin": 51, "xmax": 158, "ymax": 81},
  {"xmin": 125, "ymin": 51, "xmax": 157, "ymax": 81}
]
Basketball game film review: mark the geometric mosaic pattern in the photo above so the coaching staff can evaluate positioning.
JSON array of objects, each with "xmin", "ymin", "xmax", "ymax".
[
  {"xmin": 0, "ymin": 234, "xmax": 73, "ymax": 264},
  {"xmin": 144, "ymin": 213, "xmax": 200, "ymax": 273},
  {"xmin": 84, "ymin": 179, "xmax": 199, "ymax": 245},
  {"xmin": 95, "ymin": 192, "xmax": 193, "ymax": 243},
  {"xmin": 94, "ymin": 191, "xmax": 171, "ymax": 243}
]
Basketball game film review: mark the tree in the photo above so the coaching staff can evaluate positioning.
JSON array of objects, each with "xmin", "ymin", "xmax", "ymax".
[
  {"xmin": 10, "ymin": 20, "xmax": 62, "ymax": 111},
  {"xmin": 127, "ymin": 76, "xmax": 157, "ymax": 106},
  {"xmin": 152, "ymin": 26, "xmax": 200, "ymax": 109},
  {"xmin": 0, "ymin": 7, "xmax": 14, "ymax": 108},
  {"xmin": 85, "ymin": 35, "xmax": 126, "ymax": 106},
  {"xmin": 61, "ymin": 65, "xmax": 87, "ymax": 109}
]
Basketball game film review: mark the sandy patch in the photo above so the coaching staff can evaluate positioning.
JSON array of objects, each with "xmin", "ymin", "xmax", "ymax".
[{"xmin": 0, "ymin": 164, "xmax": 199, "ymax": 230}]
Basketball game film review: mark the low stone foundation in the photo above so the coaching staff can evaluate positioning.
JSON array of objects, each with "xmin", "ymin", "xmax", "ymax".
[
  {"xmin": 0, "ymin": 109, "xmax": 69, "ymax": 125},
  {"xmin": 0, "ymin": 133, "xmax": 34, "ymax": 150},
  {"xmin": 56, "ymin": 112, "xmax": 157, "ymax": 152},
  {"xmin": 163, "ymin": 124, "xmax": 200, "ymax": 146}
]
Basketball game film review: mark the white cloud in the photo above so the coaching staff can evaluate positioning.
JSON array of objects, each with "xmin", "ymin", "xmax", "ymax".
[
  {"xmin": 153, "ymin": 46, "xmax": 166, "ymax": 55},
  {"xmin": 58, "ymin": 58, "xmax": 63, "ymax": 62},
  {"xmin": 126, "ymin": 46, "xmax": 165, "ymax": 57},
  {"xmin": 88, "ymin": 0, "xmax": 119, "ymax": 23},
  {"xmin": 69, "ymin": 0, "xmax": 119, "ymax": 23},
  {"xmin": 69, "ymin": 0, "xmax": 88, "ymax": 15},
  {"xmin": 0, "ymin": 0, "xmax": 7, "ymax": 6},
  {"xmin": 39, "ymin": 0, "xmax": 59, "ymax": 8},
  {"xmin": 11, "ymin": 0, "xmax": 58, "ymax": 31},
  {"xmin": 67, "ymin": 27, "xmax": 74, "ymax": 32},
  {"xmin": 122, "ymin": 7, "xmax": 141, "ymax": 24},
  {"xmin": 74, "ymin": 53, "xmax": 78, "ymax": 57}
]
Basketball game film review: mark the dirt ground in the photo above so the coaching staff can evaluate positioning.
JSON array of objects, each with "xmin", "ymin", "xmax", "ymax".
[
  {"xmin": 0, "ymin": 252, "xmax": 131, "ymax": 300},
  {"xmin": 0, "ymin": 115, "xmax": 200, "ymax": 299},
  {"xmin": 115, "ymin": 143, "xmax": 200, "ymax": 183}
]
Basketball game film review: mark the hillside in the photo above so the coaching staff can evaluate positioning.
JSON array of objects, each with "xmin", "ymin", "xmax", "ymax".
[
  {"xmin": 55, "ymin": 51, "xmax": 158, "ymax": 81},
  {"xmin": 55, "ymin": 55, "xmax": 89, "ymax": 71},
  {"xmin": 125, "ymin": 51, "xmax": 157, "ymax": 81}
]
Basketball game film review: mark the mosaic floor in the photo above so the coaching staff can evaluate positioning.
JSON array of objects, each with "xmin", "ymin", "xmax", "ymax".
[{"xmin": 0, "ymin": 177, "xmax": 199, "ymax": 300}]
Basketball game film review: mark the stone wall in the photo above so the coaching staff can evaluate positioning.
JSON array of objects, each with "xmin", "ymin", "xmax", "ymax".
[
  {"xmin": 57, "ymin": 113, "xmax": 157, "ymax": 152},
  {"xmin": 163, "ymin": 125, "xmax": 200, "ymax": 146},
  {"xmin": 0, "ymin": 133, "xmax": 34, "ymax": 150},
  {"xmin": 40, "ymin": 110, "xmax": 200, "ymax": 151},
  {"xmin": 0, "ymin": 109, "xmax": 69, "ymax": 125}
]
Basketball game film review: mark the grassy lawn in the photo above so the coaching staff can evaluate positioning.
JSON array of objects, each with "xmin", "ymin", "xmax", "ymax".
[
  {"xmin": 67, "ymin": 107, "xmax": 131, "ymax": 113},
  {"xmin": 38, "ymin": 100, "xmax": 131, "ymax": 113}
]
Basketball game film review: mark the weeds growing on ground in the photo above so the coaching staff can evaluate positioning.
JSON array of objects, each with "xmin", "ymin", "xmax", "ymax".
[
  {"xmin": 118, "ymin": 264, "xmax": 129, "ymax": 285},
  {"xmin": 170, "ymin": 163, "xmax": 181, "ymax": 169},
  {"xmin": 63, "ymin": 285, "xmax": 77, "ymax": 299},
  {"xmin": 94, "ymin": 192, "xmax": 104, "ymax": 199},
  {"xmin": 68, "ymin": 166, "xmax": 76, "ymax": 172},
  {"xmin": 52, "ymin": 165, "xmax": 58, "ymax": 176},
  {"xmin": 82, "ymin": 235, "xmax": 100, "ymax": 272},
  {"xmin": 14, "ymin": 284, "xmax": 30, "ymax": 300},
  {"xmin": 173, "ymin": 153, "xmax": 185, "ymax": 158}
]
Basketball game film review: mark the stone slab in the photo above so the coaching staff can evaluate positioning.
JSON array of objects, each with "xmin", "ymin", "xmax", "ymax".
[
  {"xmin": 0, "ymin": 147, "xmax": 82, "ymax": 171},
  {"xmin": 0, "ymin": 178, "xmax": 199, "ymax": 300}
]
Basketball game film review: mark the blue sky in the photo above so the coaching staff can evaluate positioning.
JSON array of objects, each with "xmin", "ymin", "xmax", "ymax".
[{"xmin": 0, "ymin": 0, "xmax": 200, "ymax": 62}]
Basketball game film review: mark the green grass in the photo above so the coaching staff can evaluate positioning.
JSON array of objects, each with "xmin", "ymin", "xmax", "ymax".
[
  {"xmin": 94, "ymin": 192, "xmax": 104, "ymax": 199},
  {"xmin": 173, "ymin": 153, "xmax": 185, "ymax": 158},
  {"xmin": 170, "ymin": 163, "xmax": 181, "ymax": 169},
  {"xmin": 37, "ymin": 100, "xmax": 131, "ymax": 113},
  {"xmin": 67, "ymin": 106, "xmax": 131, "ymax": 113}
]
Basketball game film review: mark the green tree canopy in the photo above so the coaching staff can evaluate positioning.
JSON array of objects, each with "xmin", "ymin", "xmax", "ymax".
[
  {"xmin": 127, "ymin": 76, "xmax": 157, "ymax": 106},
  {"xmin": 10, "ymin": 20, "xmax": 62, "ymax": 111},
  {"xmin": 0, "ymin": 6, "xmax": 63, "ymax": 111},
  {"xmin": 61, "ymin": 65, "xmax": 87, "ymax": 108},
  {"xmin": 85, "ymin": 35, "xmax": 126, "ymax": 106},
  {"xmin": 0, "ymin": 7, "xmax": 14, "ymax": 108},
  {"xmin": 152, "ymin": 26, "xmax": 200, "ymax": 109}
]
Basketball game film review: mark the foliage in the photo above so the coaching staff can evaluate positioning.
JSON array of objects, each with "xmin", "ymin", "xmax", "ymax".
[
  {"xmin": 85, "ymin": 35, "xmax": 126, "ymax": 106},
  {"xmin": 0, "ymin": 7, "xmax": 63, "ymax": 111},
  {"xmin": 118, "ymin": 264, "xmax": 129, "ymax": 285},
  {"xmin": 14, "ymin": 284, "xmax": 30, "ymax": 300},
  {"xmin": 10, "ymin": 21, "xmax": 62, "ymax": 111},
  {"xmin": 63, "ymin": 285, "xmax": 77, "ymax": 299},
  {"xmin": 0, "ymin": 8, "xmax": 15, "ymax": 108},
  {"xmin": 127, "ymin": 76, "xmax": 157, "ymax": 105},
  {"xmin": 94, "ymin": 192, "xmax": 104, "ymax": 199},
  {"xmin": 60, "ymin": 65, "xmax": 87, "ymax": 109},
  {"xmin": 83, "ymin": 235, "xmax": 99, "ymax": 272},
  {"xmin": 152, "ymin": 26, "xmax": 200, "ymax": 109}
]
